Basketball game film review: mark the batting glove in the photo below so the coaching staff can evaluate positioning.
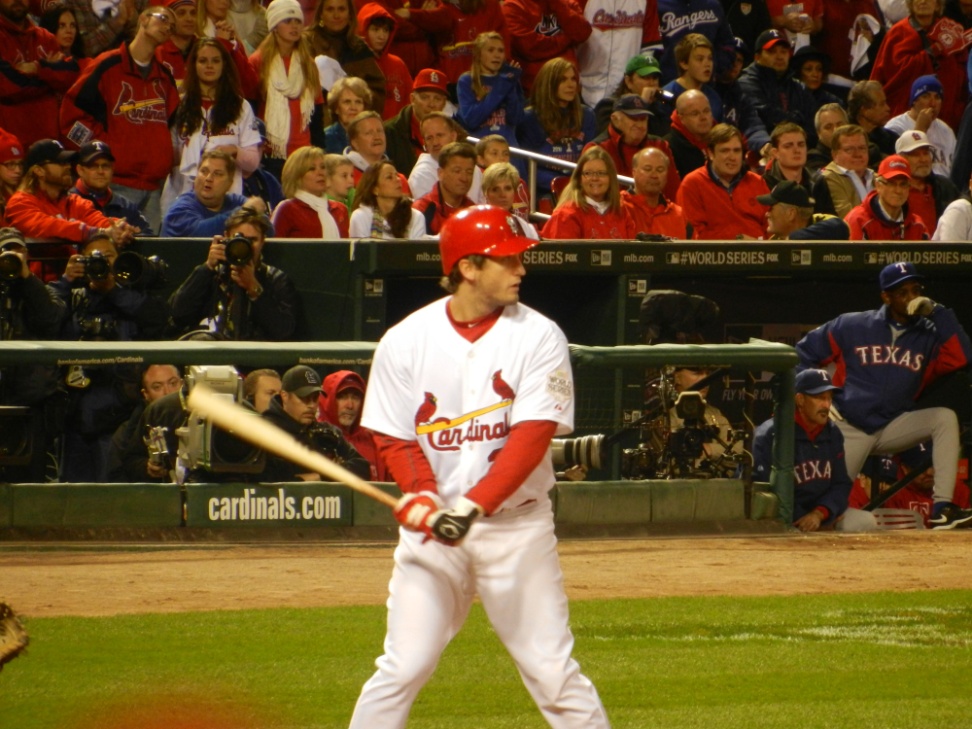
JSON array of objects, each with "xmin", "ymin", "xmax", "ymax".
[
  {"xmin": 429, "ymin": 496, "xmax": 483, "ymax": 546},
  {"xmin": 907, "ymin": 296, "xmax": 936, "ymax": 318},
  {"xmin": 394, "ymin": 491, "xmax": 444, "ymax": 538}
]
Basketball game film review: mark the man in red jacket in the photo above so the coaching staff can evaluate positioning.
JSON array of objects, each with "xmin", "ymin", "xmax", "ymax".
[
  {"xmin": 677, "ymin": 123, "xmax": 771, "ymax": 240},
  {"xmin": 585, "ymin": 93, "xmax": 681, "ymax": 200},
  {"xmin": 621, "ymin": 146, "xmax": 688, "ymax": 238},
  {"xmin": 60, "ymin": 6, "xmax": 179, "ymax": 235},
  {"xmin": 846, "ymin": 154, "xmax": 930, "ymax": 241},
  {"xmin": 5, "ymin": 139, "xmax": 135, "ymax": 245},
  {"xmin": 0, "ymin": 0, "xmax": 80, "ymax": 147},
  {"xmin": 317, "ymin": 370, "xmax": 388, "ymax": 481}
]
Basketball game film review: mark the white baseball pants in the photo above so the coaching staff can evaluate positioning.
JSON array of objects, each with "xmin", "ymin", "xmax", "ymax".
[
  {"xmin": 349, "ymin": 501, "xmax": 610, "ymax": 729},
  {"xmin": 836, "ymin": 407, "xmax": 960, "ymax": 504}
]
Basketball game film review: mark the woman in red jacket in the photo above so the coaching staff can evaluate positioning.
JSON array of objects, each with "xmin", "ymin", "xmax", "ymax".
[
  {"xmin": 272, "ymin": 146, "xmax": 347, "ymax": 238},
  {"xmin": 542, "ymin": 146, "xmax": 635, "ymax": 240}
]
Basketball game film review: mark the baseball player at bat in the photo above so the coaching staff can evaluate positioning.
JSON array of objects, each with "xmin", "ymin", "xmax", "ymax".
[{"xmin": 349, "ymin": 205, "xmax": 610, "ymax": 728}]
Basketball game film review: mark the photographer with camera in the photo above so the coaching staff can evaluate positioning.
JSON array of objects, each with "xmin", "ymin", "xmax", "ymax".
[
  {"xmin": 160, "ymin": 150, "xmax": 268, "ymax": 238},
  {"xmin": 667, "ymin": 366, "xmax": 744, "ymax": 478},
  {"xmin": 168, "ymin": 206, "xmax": 298, "ymax": 340},
  {"xmin": 0, "ymin": 227, "xmax": 67, "ymax": 482},
  {"xmin": 47, "ymin": 234, "xmax": 170, "ymax": 481},
  {"xmin": 262, "ymin": 365, "xmax": 370, "ymax": 483}
]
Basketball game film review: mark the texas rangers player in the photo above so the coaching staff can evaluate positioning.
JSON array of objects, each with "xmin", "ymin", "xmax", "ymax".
[
  {"xmin": 349, "ymin": 205, "xmax": 610, "ymax": 728},
  {"xmin": 795, "ymin": 261, "xmax": 972, "ymax": 529}
]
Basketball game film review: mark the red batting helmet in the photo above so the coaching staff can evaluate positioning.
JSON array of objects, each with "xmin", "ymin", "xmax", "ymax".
[{"xmin": 438, "ymin": 205, "xmax": 537, "ymax": 274}]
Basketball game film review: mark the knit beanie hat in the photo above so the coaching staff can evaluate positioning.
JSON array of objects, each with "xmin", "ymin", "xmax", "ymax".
[{"xmin": 266, "ymin": 0, "xmax": 302, "ymax": 31}]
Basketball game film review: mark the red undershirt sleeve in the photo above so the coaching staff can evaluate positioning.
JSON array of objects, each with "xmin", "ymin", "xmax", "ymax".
[
  {"xmin": 374, "ymin": 434, "xmax": 439, "ymax": 495},
  {"xmin": 466, "ymin": 420, "xmax": 558, "ymax": 515}
]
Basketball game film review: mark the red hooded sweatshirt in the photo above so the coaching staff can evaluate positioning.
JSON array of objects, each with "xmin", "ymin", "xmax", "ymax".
[
  {"xmin": 357, "ymin": 3, "xmax": 413, "ymax": 120},
  {"xmin": 317, "ymin": 370, "xmax": 388, "ymax": 481}
]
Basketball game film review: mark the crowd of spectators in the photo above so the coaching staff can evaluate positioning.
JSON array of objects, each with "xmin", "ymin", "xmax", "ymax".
[{"xmin": 1, "ymin": 0, "xmax": 971, "ymax": 517}]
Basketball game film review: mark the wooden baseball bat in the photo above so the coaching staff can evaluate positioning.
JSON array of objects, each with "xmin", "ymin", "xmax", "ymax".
[{"xmin": 186, "ymin": 385, "xmax": 398, "ymax": 509}]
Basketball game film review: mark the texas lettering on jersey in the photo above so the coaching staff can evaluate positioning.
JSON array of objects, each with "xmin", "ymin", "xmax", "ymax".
[
  {"xmin": 111, "ymin": 81, "xmax": 169, "ymax": 125},
  {"xmin": 414, "ymin": 370, "xmax": 516, "ymax": 452},
  {"xmin": 794, "ymin": 458, "xmax": 832, "ymax": 485},
  {"xmin": 852, "ymin": 344, "xmax": 925, "ymax": 371}
]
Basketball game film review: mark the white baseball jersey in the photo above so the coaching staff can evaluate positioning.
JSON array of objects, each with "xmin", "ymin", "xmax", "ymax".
[{"xmin": 362, "ymin": 297, "xmax": 574, "ymax": 510}]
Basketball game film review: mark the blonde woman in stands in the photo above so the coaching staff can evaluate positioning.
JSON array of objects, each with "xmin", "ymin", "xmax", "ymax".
[{"xmin": 541, "ymin": 145, "xmax": 634, "ymax": 239}]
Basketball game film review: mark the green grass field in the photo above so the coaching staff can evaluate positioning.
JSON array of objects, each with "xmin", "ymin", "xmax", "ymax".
[{"xmin": 2, "ymin": 590, "xmax": 971, "ymax": 729}]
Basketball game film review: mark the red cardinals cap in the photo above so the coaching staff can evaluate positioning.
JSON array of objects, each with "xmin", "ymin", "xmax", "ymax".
[
  {"xmin": 877, "ymin": 154, "xmax": 912, "ymax": 181},
  {"xmin": 0, "ymin": 131, "xmax": 24, "ymax": 164},
  {"xmin": 756, "ymin": 29, "xmax": 791, "ymax": 52},
  {"xmin": 438, "ymin": 205, "xmax": 537, "ymax": 274},
  {"xmin": 413, "ymin": 68, "xmax": 449, "ymax": 95}
]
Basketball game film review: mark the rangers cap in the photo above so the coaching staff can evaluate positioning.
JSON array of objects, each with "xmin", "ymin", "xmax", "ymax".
[
  {"xmin": 879, "ymin": 261, "xmax": 924, "ymax": 291},
  {"xmin": 877, "ymin": 154, "xmax": 912, "ymax": 181},
  {"xmin": 281, "ymin": 365, "xmax": 323, "ymax": 398},
  {"xmin": 413, "ymin": 69, "xmax": 449, "ymax": 95},
  {"xmin": 895, "ymin": 130, "xmax": 934, "ymax": 155},
  {"xmin": 438, "ymin": 204, "xmax": 538, "ymax": 274},
  {"xmin": 756, "ymin": 29, "xmax": 791, "ymax": 52},
  {"xmin": 78, "ymin": 140, "xmax": 115, "ymax": 166},
  {"xmin": 795, "ymin": 369, "xmax": 840, "ymax": 395}
]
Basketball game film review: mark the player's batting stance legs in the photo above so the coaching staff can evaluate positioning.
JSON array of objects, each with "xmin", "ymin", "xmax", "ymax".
[{"xmin": 349, "ymin": 206, "xmax": 609, "ymax": 728}]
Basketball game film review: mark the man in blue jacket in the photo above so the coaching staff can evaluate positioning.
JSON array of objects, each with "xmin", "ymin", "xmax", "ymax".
[
  {"xmin": 754, "ymin": 369, "xmax": 876, "ymax": 532},
  {"xmin": 796, "ymin": 262, "xmax": 972, "ymax": 529},
  {"xmin": 160, "ymin": 150, "xmax": 267, "ymax": 238}
]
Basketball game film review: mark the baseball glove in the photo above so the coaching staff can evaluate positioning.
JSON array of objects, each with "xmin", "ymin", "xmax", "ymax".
[{"xmin": 0, "ymin": 602, "xmax": 28, "ymax": 671}]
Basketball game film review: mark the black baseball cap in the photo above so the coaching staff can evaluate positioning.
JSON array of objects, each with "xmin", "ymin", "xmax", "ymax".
[
  {"xmin": 756, "ymin": 180, "xmax": 814, "ymax": 207},
  {"xmin": 78, "ymin": 140, "xmax": 115, "ymax": 166},
  {"xmin": 879, "ymin": 261, "xmax": 924, "ymax": 291},
  {"xmin": 281, "ymin": 365, "xmax": 323, "ymax": 397},
  {"xmin": 0, "ymin": 227, "xmax": 26, "ymax": 251},
  {"xmin": 24, "ymin": 139, "xmax": 76, "ymax": 171},
  {"xmin": 613, "ymin": 94, "xmax": 651, "ymax": 117}
]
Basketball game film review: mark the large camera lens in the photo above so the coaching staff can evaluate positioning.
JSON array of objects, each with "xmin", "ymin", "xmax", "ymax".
[
  {"xmin": 551, "ymin": 434, "xmax": 605, "ymax": 470},
  {"xmin": 83, "ymin": 251, "xmax": 111, "ymax": 281},
  {"xmin": 113, "ymin": 251, "xmax": 168, "ymax": 288},
  {"xmin": 224, "ymin": 234, "xmax": 253, "ymax": 266},
  {"xmin": 0, "ymin": 251, "xmax": 22, "ymax": 281}
]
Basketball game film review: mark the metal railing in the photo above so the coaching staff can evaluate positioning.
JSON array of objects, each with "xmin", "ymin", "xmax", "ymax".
[{"xmin": 466, "ymin": 136, "xmax": 635, "ymax": 224}]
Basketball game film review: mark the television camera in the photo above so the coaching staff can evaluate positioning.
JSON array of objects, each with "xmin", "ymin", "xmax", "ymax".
[{"xmin": 175, "ymin": 365, "xmax": 264, "ymax": 483}]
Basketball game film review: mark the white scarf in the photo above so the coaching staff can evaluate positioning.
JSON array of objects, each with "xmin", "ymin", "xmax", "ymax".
[
  {"xmin": 265, "ymin": 54, "xmax": 314, "ymax": 158},
  {"xmin": 295, "ymin": 190, "xmax": 340, "ymax": 240}
]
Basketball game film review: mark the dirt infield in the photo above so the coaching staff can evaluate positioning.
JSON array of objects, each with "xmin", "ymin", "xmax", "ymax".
[{"xmin": 3, "ymin": 531, "xmax": 972, "ymax": 618}]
